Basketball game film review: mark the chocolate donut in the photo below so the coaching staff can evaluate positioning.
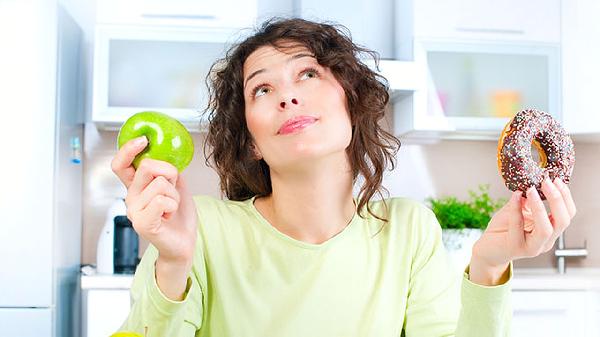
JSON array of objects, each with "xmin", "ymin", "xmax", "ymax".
[{"xmin": 497, "ymin": 109, "xmax": 575, "ymax": 200}]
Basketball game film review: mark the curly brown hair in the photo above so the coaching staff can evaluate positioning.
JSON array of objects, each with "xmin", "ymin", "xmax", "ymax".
[{"xmin": 203, "ymin": 17, "xmax": 401, "ymax": 222}]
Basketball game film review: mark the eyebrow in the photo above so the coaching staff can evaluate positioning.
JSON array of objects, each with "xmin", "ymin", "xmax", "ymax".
[{"xmin": 243, "ymin": 53, "xmax": 315, "ymax": 89}]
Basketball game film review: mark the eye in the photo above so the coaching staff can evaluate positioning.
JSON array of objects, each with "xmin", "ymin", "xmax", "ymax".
[
  {"xmin": 251, "ymin": 84, "xmax": 270, "ymax": 98},
  {"xmin": 299, "ymin": 67, "xmax": 320, "ymax": 80}
]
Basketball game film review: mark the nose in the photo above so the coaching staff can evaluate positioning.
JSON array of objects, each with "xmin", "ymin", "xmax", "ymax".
[{"xmin": 279, "ymin": 98, "xmax": 299, "ymax": 109}]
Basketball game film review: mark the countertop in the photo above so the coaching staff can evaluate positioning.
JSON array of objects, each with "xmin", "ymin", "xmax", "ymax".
[
  {"xmin": 81, "ymin": 273, "xmax": 133, "ymax": 290},
  {"xmin": 81, "ymin": 268, "xmax": 600, "ymax": 291},
  {"xmin": 512, "ymin": 268, "xmax": 600, "ymax": 291}
]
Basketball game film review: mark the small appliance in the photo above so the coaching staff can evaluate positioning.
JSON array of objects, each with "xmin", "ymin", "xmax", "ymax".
[{"xmin": 97, "ymin": 198, "xmax": 140, "ymax": 274}]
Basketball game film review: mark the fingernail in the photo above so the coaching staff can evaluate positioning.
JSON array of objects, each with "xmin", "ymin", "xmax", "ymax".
[
  {"xmin": 135, "ymin": 136, "xmax": 147, "ymax": 146},
  {"xmin": 527, "ymin": 186, "xmax": 537, "ymax": 198},
  {"xmin": 512, "ymin": 191, "xmax": 521, "ymax": 201},
  {"xmin": 543, "ymin": 177, "xmax": 552, "ymax": 188}
]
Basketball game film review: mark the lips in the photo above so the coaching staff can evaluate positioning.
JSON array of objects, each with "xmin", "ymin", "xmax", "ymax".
[{"xmin": 278, "ymin": 116, "xmax": 318, "ymax": 135}]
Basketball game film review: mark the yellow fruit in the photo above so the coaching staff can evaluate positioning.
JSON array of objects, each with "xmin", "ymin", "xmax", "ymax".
[{"xmin": 109, "ymin": 332, "xmax": 144, "ymax": 337}]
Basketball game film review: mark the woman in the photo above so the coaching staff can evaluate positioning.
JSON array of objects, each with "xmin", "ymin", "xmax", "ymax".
[{"xmin": 111, "ymin": 18, "xmax": 576, "ymax": 337}]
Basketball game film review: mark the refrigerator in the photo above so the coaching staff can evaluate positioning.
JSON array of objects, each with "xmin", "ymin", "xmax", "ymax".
[{"xmin": 0, "ymin": 1, "xmax": 84, "ymax": 336}]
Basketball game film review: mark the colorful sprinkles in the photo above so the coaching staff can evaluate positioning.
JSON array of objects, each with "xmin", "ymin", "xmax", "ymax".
[{"xmin": 497, "ymin": 109, "xmax": 575, "ymax": 200}]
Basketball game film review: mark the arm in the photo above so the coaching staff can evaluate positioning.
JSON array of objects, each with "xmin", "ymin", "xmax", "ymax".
[
  {"xmin": 403, "ymin": 206, "xmax": 512, "ymax": 337},
  {"xmin": 119, "ymin": 244, "xmax": 204, "ymax": 337}
]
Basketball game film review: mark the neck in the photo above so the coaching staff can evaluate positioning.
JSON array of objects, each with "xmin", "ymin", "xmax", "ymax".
[{"xmin": 255, "ymin": 152, "xmax": 356, "ymax": 244}]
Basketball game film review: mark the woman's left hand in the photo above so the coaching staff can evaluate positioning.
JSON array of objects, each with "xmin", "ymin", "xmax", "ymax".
[{"xmin": 468, "ymin": 177, "xmax": 577, "ymax": 285}]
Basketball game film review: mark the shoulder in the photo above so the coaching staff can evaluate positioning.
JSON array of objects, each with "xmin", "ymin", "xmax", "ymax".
[
  {"xmin": 365, "ymin": 197, "xmax": 441, "ymax": 243},
  {"xmin": 193, "ymin": 194, "xmax": 253, "ymax": 216},
  {"xmin": 191, "ymin": 194, "xmax": 256, "ymax": 233},
  {"xmin": 366, "ymin": 197, "xmax": 437, "ymax": 224}
]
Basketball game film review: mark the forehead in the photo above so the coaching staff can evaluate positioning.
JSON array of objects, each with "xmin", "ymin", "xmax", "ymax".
[{"xmin": 243, "ymin": 43, "xmax": 314, "ymax": 75}]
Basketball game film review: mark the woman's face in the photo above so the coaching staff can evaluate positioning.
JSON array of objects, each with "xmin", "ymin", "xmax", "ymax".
[{"xmin": 242, "ymin": 43, "xmax": 352, "ymax": 171}]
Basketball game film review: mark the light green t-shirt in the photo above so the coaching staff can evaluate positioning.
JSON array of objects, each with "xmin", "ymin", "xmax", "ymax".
[{"xmin": 120, "ymin": 195, "xmax": 512, "ymax": 337}]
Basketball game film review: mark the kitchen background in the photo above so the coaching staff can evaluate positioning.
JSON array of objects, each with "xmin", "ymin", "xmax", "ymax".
[
  {"xmin": 3, "ymin": 0, "xmax": 600, "ymax": 336},
  {"xmin": 61, "ymin": 0, "xmax": 600, "ymax": 269}
]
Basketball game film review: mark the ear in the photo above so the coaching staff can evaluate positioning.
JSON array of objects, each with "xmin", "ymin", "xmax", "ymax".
[{"xmin": 251, "ymin": 143, "xmax": 263, "ymax": 160}]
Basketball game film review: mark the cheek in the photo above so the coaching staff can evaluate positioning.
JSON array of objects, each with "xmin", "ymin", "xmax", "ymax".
[
  {"xmin": 245, "ymin": 105, "xmax": 272, "ymax": 142},
  {"xmin": 327, "ymin": 81, "xmax": 351, "ymax": 125}
]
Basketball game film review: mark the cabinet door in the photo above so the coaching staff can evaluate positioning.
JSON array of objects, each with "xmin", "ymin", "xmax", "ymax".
[
  {"xmin": 511, "ymin": 291, "xmax": 587, "ymax": 337},
  {"xmin": 586, "ymin": 291, "xmax": 600, "ymax": 337},
  {"xmin": 561, "ymin": 0, "xmax": 600, "ymax": 135},
  {"xmin": 413, "ymin": 0, "xmax": 560, "ymax": 43},
  {"xmin": 0, "ymin": 308, "xmax": 52, "ymax": 337},
  {"xmin": 393, "ymin": 41, "xmax": 560, "ymax": 139},
  {"xmin": 96, "ymin": 0, "xmax": 257, "ymax": 29},
  {"xmin": 298, "ymin": 0, "xmax": 394, "ymax": 58},
  {"xmin": 92, "ymin": 25, "xmax": 241, "ymax": 130},
  {"xmin": 0, "ymin": 0, "xmax": 54, "ymax": 307},
  {"xmin": 84, "ymin": 290, "xmax": 131, "ymax": 337}
]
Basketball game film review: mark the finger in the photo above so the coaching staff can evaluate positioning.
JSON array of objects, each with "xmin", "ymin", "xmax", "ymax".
[
  {"xmin": 128, "ymin": 176, "xmax": 181, "ymax": 214},
  {"xmin": 507, "ymin": 191, "xmax": 526, "ymax": 251},
  {"xmin": 524, "ymin": 187, "xmax": 553, "ymax": 256},
  {"xmin": 542, "ymin": 213, "xmax": 559, "ymax": 252},
  {"xmin": 135, "ymin": 195, "xmax": 179, "ymax": 230},
  {"xmin": 554, "ymin": 178, "xmax": 577, "ymax": 218},
  {"xmin": 111, "ymin": 136, "xmax": 148, "ymax": 188},
  {"xmin": 128, "ymin": 158, "xmax": 179, "ymax": 197},
  {"xmin": 174, "ymin": 175, "xmax": 197, "ymax": 230},
  {"xmin": 521, "ymin": 197, "xmax": 534, "ymax": 233},
  {"xmin": 541, "ymin": 177, "xmax": 571, "ymax": 240}
]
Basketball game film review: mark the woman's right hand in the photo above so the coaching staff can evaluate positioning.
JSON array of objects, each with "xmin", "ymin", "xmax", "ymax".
[{"xmin": 111, "ymin": 136, "xmax": 198, "ymax": 272}]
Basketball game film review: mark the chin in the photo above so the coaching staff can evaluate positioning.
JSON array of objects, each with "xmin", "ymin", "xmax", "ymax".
[{"xmin": 277, "ymin": 141, "xmax": 349, "ymax": 168}]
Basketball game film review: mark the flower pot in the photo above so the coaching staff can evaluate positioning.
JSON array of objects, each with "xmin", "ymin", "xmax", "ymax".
[{"xmin": 441, "ymin": 228, "xmax": 483, "ymax": 273}]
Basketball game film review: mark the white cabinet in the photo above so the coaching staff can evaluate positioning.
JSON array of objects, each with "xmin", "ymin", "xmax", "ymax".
[
  {"xmin": 393, "ymin": 41, "xmax": 560, "ymax": 139},
  {"xmin": 96, "ymin": 0, "xmax": 257, "ymax": 29},
  {"xmin": 0, "ymin": 309, "xmax": 52, "ymax": 337},
  {"xmin": 391, "ymin": 0, "xmax": 562, "ymax": 140},
  {"xmin": 92, "ymin": 25, "xmax": 247, "ymax": 131},
  {"xmin": 83, "ymin": 290, "xmax": 131, "ymax": 337},
  {"xmin": 511, "ymin": 268, "xmax": 600, "ymax": 337},
  {"xmin": 411, "ymin": 0, "xmax": 560, "ymax": 45},
  {"xmin": 586, "ymin": 292, "xmax": 600, "ymax": 336},
  {"xmin": 82, "ymin": 275, "xmax": 134, "ymax": 337},
  {"xmin": 512, "ymin": 291, "xmax": 587, "ymax": 337},
  {"xmin": 561, "ymin": 0, "xmax": 600, "ymax": 137}
]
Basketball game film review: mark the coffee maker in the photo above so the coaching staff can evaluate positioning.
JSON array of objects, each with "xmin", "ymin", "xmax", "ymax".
[{"xmin": 97, "ymin": 198, "xmax": 140, "ymax": 274}]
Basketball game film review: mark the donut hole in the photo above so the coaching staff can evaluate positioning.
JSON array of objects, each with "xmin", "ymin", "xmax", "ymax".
[{"xmin": 531, "ymin": 140, "xmax": 548, "ymax": 168}]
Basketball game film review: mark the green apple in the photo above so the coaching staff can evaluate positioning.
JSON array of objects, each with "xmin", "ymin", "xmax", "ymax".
[
  {"xmin": 118, "ymin": 111, "xmax": 194, "ymax": 172},
  {"xmin": 109, "ymin": 332, "xmax": 144, "ymax": 337}
]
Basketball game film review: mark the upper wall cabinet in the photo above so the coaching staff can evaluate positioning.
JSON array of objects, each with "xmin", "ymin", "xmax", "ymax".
[
  {"xmin": 396, "ymin": 0, "xmax": 561, "ymax": 60},
  {"xmin": 298, "ymin": 0, "xmax": 395, "ymax": 58},
  {"xmin": 96, "ymin": 0, "xmax": 257, "ymax": 29},
  {"xmin": 393, "ymin": 41, "xmax": 560, "ymax": 140},
  {"xmin": 391, "ymin": 0, "xmax": 562, "ymax": 140},
  {"xmin": 91, "ymin": 0, "xmax": 258, "ymax": 131},
  {"xmin": 91, "ymin": 25, "xmax": 247, "ymax": 131},
  {"xmin": 414, "ymin": 0, "xmax": 560, "ymax": 43},
  {"xmin": 561, "ymin": 0, "xmax": 600, "ymax": 139}
]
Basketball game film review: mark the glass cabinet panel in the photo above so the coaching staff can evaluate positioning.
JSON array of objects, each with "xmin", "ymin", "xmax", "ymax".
[
  {"xmin": 428, "ymin": 51, "xmax": 549, "ymax": 118},
  {"xmin": 92, "ymin": 25, "xmax": 244, "ymax": 130},
  {"xmin": 108, "ymin": 39, "xmax": 227, "ymax": 111},
  {"xmin": 418, "ymin": 42, "xmax": 560, "ymax": 127}
]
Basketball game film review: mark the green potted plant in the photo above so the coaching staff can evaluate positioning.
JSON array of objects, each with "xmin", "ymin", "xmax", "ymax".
[{"xmin": 426, "ymin": 184, "xmax": 506, "ymax": 270}]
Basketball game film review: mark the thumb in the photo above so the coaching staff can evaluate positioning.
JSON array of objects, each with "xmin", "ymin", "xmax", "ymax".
[
  {"xmin": 176, "ymin": 175, "xmax": 193, "ymax": 210},
  {"xmin": 175, "ymin": 175, "xmax": 198, "ymax": 230},
  {"xmin": 507, "ymin": 191, "xmax": 526, "ymax": 249}
]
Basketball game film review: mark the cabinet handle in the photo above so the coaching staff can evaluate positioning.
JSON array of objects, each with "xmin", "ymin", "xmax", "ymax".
[
  {"xmin": 141, "ymin": 14, "xmax": 217, "ymax": 20},
  {"xmin": 455, "ymin": 27, "xmax": 525, "ymax": 35}
]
